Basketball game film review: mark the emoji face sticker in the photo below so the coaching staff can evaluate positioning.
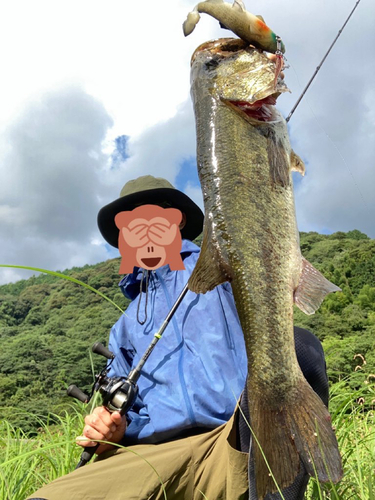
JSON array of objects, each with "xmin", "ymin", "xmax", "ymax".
[{"xmin": 115, "ymin": 205, "xmax": 185, "ymax": 274}]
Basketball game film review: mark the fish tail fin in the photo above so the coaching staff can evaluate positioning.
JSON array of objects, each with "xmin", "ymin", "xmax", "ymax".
[
  {"xmin": 183, "ymin": 9, "xmax": 201, "ymax": 36},
  {"xmin": 249, "ymin": 378, "xmax": 342, "ymax": 499}
]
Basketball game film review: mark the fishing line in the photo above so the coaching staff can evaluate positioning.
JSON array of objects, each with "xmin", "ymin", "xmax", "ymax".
[
  {"xmin": 286, "ymin": 0, "xmax": 362, "ymax": 123},
  {"xmin": 285, "ymin": 0, "xmax": 367, "ymax": 210},
  {"xmin": 287, "ymin": 61, "xmax": 368, "ymax": 211}
]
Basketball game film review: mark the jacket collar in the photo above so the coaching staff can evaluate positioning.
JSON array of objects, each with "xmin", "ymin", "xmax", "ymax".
[{"xmin": 119, "ymin": 239, "xmax": 199, "ymax": 300}]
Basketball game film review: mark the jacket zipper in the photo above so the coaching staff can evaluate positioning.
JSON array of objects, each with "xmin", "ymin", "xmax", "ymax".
[{"xmin": 154, "ymin": 269, "xmax": 197, "ymax": 427}]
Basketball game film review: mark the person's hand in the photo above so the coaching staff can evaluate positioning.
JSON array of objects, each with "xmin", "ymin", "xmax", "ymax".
[
  {"xmin": 121, "ymin": 223, "xmax": 149, "ymax": 247},
  {"xmin": 76, "ymin": 406, "xmax": 127, "ymax": 455}
]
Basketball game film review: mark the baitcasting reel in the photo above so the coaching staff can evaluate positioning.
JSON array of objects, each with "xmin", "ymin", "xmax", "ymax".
[{"xmin": 67, "ymin": 342, "xmax": 139, "ymax": 468}]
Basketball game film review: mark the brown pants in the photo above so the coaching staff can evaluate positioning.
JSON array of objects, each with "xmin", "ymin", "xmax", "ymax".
[{"xmin": 30, "ymin": 410, "xmax": 249, "ymax": 500}]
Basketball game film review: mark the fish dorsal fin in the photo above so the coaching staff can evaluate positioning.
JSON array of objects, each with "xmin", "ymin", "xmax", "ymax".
[
  {"xmin": 291, "ymin": 150, "xmax": 305, "ymax": 176},
  {"xmin": 188, "ymin": 221, "xmax": 232, "ymax": 294},
  {"xmin": 294, "ymin": 257, "xmax": 341, "ymax": 315},
  {"xmin": 256, "ymin": 14, "xmax": 266, "ymax": 22},
  {"xmin": 233, "ymin": 0, "xmax": 246, "ymax": 12}
]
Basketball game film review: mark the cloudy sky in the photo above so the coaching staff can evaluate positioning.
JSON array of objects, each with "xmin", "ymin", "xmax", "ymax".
[{"xmin": 0, "ymin": 0, "xmax": 374, "ymax": 285}]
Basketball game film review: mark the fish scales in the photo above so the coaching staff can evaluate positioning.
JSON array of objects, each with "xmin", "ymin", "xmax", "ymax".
[
  {"xmin": 188, "ymin": 38, "xmax": 342, "ymax": 499},
  {"xmin": 195, "ymin": 82, "xmax": 300, "ymax": 395}
]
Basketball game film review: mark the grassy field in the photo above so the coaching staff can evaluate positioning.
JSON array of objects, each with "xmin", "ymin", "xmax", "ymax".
[
  {"xmin": 0, "ymin": 407, "xmax": 84, "ymax": 500},
  {"xmin": 0, "ymin": 382, "xmax": 374, "ymax": 500},
  {"xmin": 307, "ymin": 380, "xmax": 375, "ymax": 499}
]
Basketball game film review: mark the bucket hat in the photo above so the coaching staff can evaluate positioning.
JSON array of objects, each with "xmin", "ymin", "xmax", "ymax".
[{"xmin": 97, "ymin": 175, "xmax": 204, "ymax": 248}]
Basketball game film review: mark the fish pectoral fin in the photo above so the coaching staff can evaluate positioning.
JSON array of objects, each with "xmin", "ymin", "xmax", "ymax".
[
  {"xmin": 188, "ymin": 223, "xmax": 232, "ymax": 294},
  {"xmin": 290, "ymin": 150, "xmax": 305, "ymax": 176},
  {"xmin": 294, "ymin": 257, "xmax": 341, "ymax": 315},
  {"xmin": 250, "ymin": 379, "xmax": 343, "ymax": 499}
]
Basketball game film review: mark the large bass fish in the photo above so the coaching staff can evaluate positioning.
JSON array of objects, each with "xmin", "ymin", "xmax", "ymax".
[{"xmin": 188, "ymin": 38, "xmax": 343, "ymax": 499}]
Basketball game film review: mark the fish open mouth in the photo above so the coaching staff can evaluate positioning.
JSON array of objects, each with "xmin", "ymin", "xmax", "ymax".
[
  {"xmin": 228, "ymin": 95, "xmax": 278, "ymax": 122},
  {"xmin": 192, "ymin": 38, "xmax": 288, "ymax": 124}
]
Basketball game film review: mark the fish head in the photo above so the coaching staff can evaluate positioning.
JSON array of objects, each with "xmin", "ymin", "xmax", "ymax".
[{"xmin": 191, "ymin": 38, "xmax": 290, "ymax": 123}]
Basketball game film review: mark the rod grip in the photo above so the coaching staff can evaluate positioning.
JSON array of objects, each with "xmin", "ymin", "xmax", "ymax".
[{"xmin": 75, "ymin": 444, "xmax": 99, "ymax": 469}]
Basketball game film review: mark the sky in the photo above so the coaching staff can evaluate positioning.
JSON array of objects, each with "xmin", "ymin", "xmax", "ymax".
[{"xmin": 0, "ymin": 0, "xmax": 374, "ymax": 285}]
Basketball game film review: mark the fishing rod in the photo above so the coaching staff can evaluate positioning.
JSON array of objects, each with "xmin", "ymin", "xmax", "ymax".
[
  {"xmin": 68, "ymin": 282, "xmax": 189, "ymax": 468},
  {"xmin": 286, "ymin": 0, "xmax": 362, "ymax": 122},
  {"xmin": 127, "ymin": 282, "xmax": 189, "ymax": 383}
]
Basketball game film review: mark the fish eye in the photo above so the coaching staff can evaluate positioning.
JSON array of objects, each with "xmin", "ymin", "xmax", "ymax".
[{"xmin": 205, "ymin": 59, "xmax": 220, "ymax": 70}]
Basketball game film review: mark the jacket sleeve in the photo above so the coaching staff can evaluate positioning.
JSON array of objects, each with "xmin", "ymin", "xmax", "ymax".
[
  {"xmin": 107, "ymin": 320, "xmax": 135, "ymax": 377},
  {"xmin": 106, "ymin": 319, "xmax": 147, "ymax": 428}
]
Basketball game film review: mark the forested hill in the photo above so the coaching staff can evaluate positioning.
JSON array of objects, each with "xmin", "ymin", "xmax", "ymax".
[
  {"xmin": 0, "ymin": 258, "xmax": 127, "ymax": 432},
  {"xmin": 0, "ymin": 230, "xmax": 374, "ymax": 432}
]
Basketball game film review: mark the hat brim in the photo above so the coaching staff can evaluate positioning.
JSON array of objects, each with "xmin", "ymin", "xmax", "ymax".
[{"xmin": 98, "ymin": 187, "xmax": 204, "ymax": 248}]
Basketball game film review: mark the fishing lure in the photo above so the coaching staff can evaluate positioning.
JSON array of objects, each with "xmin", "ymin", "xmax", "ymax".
[{"xmin": 183, "ymin": 0, "xmax": 285, "ymax": 55}]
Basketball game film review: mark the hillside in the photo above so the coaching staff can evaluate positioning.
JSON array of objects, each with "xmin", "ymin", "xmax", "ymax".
[
  {"xmin": 0, "ymin": 258, "xmax": 128, "ymax": 432},
  {"xmin": 0, "ymin": 230, "xmax": 374, "ymax": 432},
  {"xmin": 294, "ymin": 230, "xmax": 375, "ymax": 395}
]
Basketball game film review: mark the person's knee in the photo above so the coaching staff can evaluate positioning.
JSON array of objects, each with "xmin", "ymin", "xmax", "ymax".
[{"xmin": 293, "ymin": 326, "xmax": 329, "ymax": 406}]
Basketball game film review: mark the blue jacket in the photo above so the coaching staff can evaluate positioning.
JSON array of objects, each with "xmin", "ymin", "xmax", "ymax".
[{"xmin": 107, "ymin": 239, "xmax": 247, "ymax": 444}]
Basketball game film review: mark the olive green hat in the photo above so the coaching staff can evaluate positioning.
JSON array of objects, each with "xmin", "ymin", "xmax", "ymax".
[{"xmin": 97, "ymin": 175, "xmax": 204, "ymax": 248}]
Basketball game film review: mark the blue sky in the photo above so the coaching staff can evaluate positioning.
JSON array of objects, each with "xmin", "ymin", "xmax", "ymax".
[
  {"xmin": 176, "ymin": 156, "xmax": 200, "ymax": 193},
  {"xmin": 0, "ymin": 0, "xmax": 374, "ymax": 284}
]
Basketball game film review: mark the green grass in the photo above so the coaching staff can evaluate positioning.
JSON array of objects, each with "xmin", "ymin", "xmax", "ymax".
[
  {"xmin": 0, "ymin": 407, "xmax": 84, "ymax": 500},
  {"xmin": 0, "ymin": 383, "xmax": 374, "ymax": 500},
  {"xmin": 306, "ymin": 380, "xmax": 375, "ymax": 499}
]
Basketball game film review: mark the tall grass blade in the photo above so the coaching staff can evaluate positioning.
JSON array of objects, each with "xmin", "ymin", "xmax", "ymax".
[{"xmin": 0, "ymin": 264, "xmax": 124, "ymax": 313}]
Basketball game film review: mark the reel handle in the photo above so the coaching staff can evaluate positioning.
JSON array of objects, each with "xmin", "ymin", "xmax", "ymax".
[
  {"xmin": 92, "ymin": 342, "xmax": 115, "ymax": 360},
  {"xmin": 67, "ymin": 384, "xmax": 89, "ymax": 403}
]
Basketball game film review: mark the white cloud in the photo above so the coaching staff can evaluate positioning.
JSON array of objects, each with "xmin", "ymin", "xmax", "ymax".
[
  {"xmin": 0, "ymin": 0, "xmax": 374, "ymax": 285},
  {"xmin": 97, "ymin": 98, "xmax": 197, "ymax": 205},
  {"xmin": 0, "ymin": 85, "xmax": 113, "ymax": 283}
]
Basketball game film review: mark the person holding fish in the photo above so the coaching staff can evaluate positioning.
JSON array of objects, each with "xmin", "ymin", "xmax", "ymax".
[
  {"xmin": 30, "ymin": 176, "xmax": 332, "ymax": 500},
  {"xmin": 30, "ymin": 2, "xmax": 342, "ymax": 499}
]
